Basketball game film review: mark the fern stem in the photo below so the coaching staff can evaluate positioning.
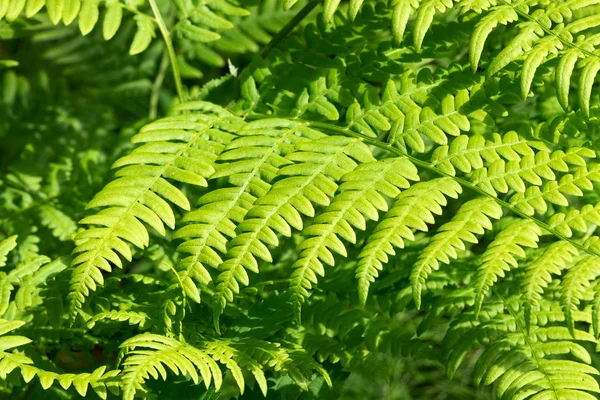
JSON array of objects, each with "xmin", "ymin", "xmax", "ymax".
[
  {"xmin": 148, "ymin": 0, "xmax": 185, "ymax": 104},
  {"xmin": 302, "ymin": 119, "xmax": 600, "ymax": 261},
  {"xmin": 150, "ymin": 50, "xmax": 170, "ymax": 119},
  {"xmin": 260, "ymin": 0, "xmax": 320, "ymax": 57}
]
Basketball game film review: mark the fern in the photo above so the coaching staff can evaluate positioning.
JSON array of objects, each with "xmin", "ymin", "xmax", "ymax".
[{"xmin": 7, "ymin": 0, "xmax": 600, "ymax": 398}]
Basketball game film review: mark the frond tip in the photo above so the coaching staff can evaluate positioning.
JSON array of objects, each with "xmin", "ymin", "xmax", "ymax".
[{"xmin": 411, "ymin": 197, "xmax": 502, "ymax": 309}]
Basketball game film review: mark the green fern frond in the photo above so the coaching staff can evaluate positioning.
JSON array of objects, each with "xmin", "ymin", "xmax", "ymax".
[
  {"xmin": 411, "ymin": 197, "xmax": 503, "ymax": 309},
  {"xmin": 290, "ymin": 157, "xmax": 419, "ymax": 319},
  {"xmin": 86, "ymin": 309, "xmax": 151, "ymax": 329},
  {"xmin": 69, "ymin": 106, "xmax": 240, "ymax": 317},
  {"xmin": 0, "ymin": 235, "xmax": 17, "ymax": 267},
  {"xmin": 468, "ymin": 305, "xmax": 599, "ymax": 400},
  {"xmin": 561, "ymin": 255, "xmax": 600, "ymax": 335},
  {"xmin": 212, "ymin": 129, "xmax": 372, "ymax": 322},
  {"xmin": 355, "ymin": 177, "xmax": 462, "ymax": 306},
  {"xmin": 1, "ymin": 255, "xmax": 53, "ymax": 314},
  {"xmin": 474, "ymin": 220, "xmax": 541, "ymax": 315},
  {"xmin": 0, "ymin": 319, "xmax": 119, "ymax": 398},
  {"xmin": 175, "ymin": 118, "xmax": 321, "ymax": 303},
  {"xmin": 38, "ymin": 205, "xmax": 77, "ymax": 241},
  {"xmin": 119, "ymin": 333, "xmax": 324, "ymax": 398},
  {"xmin": 120, "ymin": 333, "xmax": 225, "ymax": 399},
  {"xmin": 522, "ymin": 241, "xmax": 579, "ymax": 331}
]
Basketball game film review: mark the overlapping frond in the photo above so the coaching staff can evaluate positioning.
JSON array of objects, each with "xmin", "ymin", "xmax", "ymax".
[
  {"xmin": 119, "ymin": 333, "xmax": 329, "ymax": 399},
  {"xmin": 522, "ymin": 241, "xmax": 579, "ymax": 331},
  {"xmin": 213, "ymin": 129, "xmax": 373, "ymax": 320},
  {"xmin": 0, "ymin": 319, "xmax": 119, "ymax": 398},
  {"xmin": 355, "ymin": 177, "xmax": 462, "ymax": 305},
  {"xmin": 411, "ymin": 197, "xmax": 503, "ymax": 308},
  {"xmin": 290, "ymin": 157, "xmax": 419, "ymax": 319},
  {"xmin": 474, "ymin": 220, "xmax": 541, "ymax": 315},
  {"xmin": 69, "ymin": 105, "xmax": 240, "ymax": 316},
  {"xmin": 175, "ymin": 119, "xmax": 320, "ymax": 303},
  {"xmin": 466, "ymin": 0, "xmax": 600, "ymax": 113},
  {"xmin": 447, "ymin": 300, "xmax": 600, "ymax": 400}
]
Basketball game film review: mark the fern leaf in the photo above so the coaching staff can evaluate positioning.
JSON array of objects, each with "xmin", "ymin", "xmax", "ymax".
[
  {"xmin": 290, "ymin": 157, "xmax": 419, "ymax": 319},
  {"xmin": 561, "ymin": 255, "xmax": 600, "ymax": 335},
  {"xmin": 120, "ymin": 334, "xmax": 223, "ymax": 399},
  {"xmin": 175, "ymin": 119, "xmax": 320, "ymax": 303},
  {"xmin": 391, "ymin": 0, "xmax": 417, "ymax": 44},
  {"xmin": 120, "ymin": 334, "xmax": 276, "ymax": 399},
  {"xmin": 579, "ymin": 58, "xmax": 600, "ymax": 116},
  {"xmin": 79, "ymin": 0, "xmax": 99, "ymax": 36},
  {"xmin": 0, "ymin": 235, "xmax": 17, "ymax": 267},
  {"xmin": 38, "ymin": 205, "xmax": 77, "ymax": 241},
  {"xmin": 470, "ymin": 6, "xmax": 518, "ymax": 72},
  {"xmin": 69, "ymin": 108, "xmax": 240, "ymax": 316},
  {"xmin": 356, "ymin": 177, "xmax": 462, "ymax": 305},
  {"xmin": 523, "ymin": 241, "xmax": 578, "ymax": 331},
  {"xmin": 474, "ymin": 220, "xmax": 541, "ymax": 315},
  {"xmin": 488, "ymin": 25, "xmax": 540, "ymax": 77},
  {"xmin": 103, "ymin": 0, "xmax": 123, "ymax": 41},
  {"xmin": 556, "ymin": 49, "xmax": 583, "ymax": 110},
  {"xmin": 213, "ymin": 132, "xmax": 373, "ymax": 323},
  {"xmin": 411, "ymin": 197, "xmax": 502, "ymax": 309}
]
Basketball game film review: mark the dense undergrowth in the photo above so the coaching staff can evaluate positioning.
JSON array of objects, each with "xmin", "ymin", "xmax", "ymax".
[{"xmin": 3, "ymin": 0, "xmax": 600, "ymax": 399}]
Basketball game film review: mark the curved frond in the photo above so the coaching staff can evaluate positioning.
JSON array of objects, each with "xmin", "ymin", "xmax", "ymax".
[
  {"xmin": 411, "ymin": 197, "xmax": 503, "ymax": 308},
  {"xmin": 290, "ymin": 157, "xmax": 419, "ymax": 319},
  {"xmin": 213, "ymin": 130, "xmax": 373, "ymax": 321},
  {"xmin": 69, "ymin": 106, "xmax": 240, "ymax": 316},
  {"xmin": 474, "ymin": 220, "xmax": 542, "ymax": 315},
  {"xmin": 355, "ymin": 177, "xmax": 462, "ymax": 305}
]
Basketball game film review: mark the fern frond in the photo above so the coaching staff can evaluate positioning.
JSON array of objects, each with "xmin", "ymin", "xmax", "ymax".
[
  {"xmin": 86, "ymin": 309, "xmax": 151, "ymax": 329},
  {"xmin": 348, "ymin": 79, "xmax": 471, "ymax": 152},
  {"xmin": 474, "ymin": 220, "xmax": 541, "ymax": 315},
  {"xmin": 213, "ymin": 129, "xmax": 373, "ymax": 321},
  {"xmin": 0, "ymin": 235, "xmax": 17, "ymax": 267},
  {"xmin": 120, "ymin": 333, "xmax": 319, "ymax": 398},
  {"xmin": 522, "ymin": 241, "xmax": 579, "ymax": 331},
  {"xmin": 69, "ymin": 106, "xmax": 240, "ymax": 316},
  {"xmin": 411, "ymin": 197, "xmax": 503, "ymax": 308},
  {"xmin": 561, "ymin": 255, "xmax": 600, "ymax": 335},
  {"xmin": 0, "ymin": 0, "xmax": 157, "ymax": 54},
  {"xmin": 1, "ymin": 255, "xmax": 52, "ymax": 314},
  {"xmin": 120, "ymin": 333, "xmax": 225, "ymax": 399},
  {"xmin": 290, "ymin": 157, "xmax": 419, "ymax": 319},
  {"xmin": 355, "ymin": 177, "xmax": 462, "ymax": 306},
  {"xmin": 431, "ymin": 132, "xmax": 546, "ymax": 176},
  {"xmin": 38, "ymin": 205, "xmax": 77, "ymax": 241},
  {"xmin": 175, "ymin": 118, "xmax": 321, "ymax": 303},
  {"xmin": 509, "ymin": 163, "xmax": 600, "ymax": 218},
  {"xmin": 467, "ymin": 0, "xmax": 600, "ymax": 114},
  {"xmin": 472, "ymin": 308, "xmax": 599, "ymax": 399},
  {"xmin": 0, "ymin": 319, "xmax": 119, "ymax": 398}
]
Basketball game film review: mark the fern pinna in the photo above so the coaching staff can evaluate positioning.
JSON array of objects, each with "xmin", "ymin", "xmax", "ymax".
[{"xmin": 4, "ymin": 0, "xmax": 600, "ymax": 398}]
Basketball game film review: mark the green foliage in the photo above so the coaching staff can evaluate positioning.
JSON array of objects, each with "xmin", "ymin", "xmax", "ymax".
[{"xmin": 4, "ymin": 0, "xmax": 600, "ymax": 399}]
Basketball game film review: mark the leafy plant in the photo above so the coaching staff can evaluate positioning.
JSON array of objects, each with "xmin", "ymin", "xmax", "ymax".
[{"xmin": 3, "ymin": 0, "xmax": 600, "ymax": 398}]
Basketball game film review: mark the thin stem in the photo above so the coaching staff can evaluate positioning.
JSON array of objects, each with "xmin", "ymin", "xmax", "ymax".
[
  {"xmin": 148, "ymin": 0, "xmax": 185, "ymax": 104},
  {"xmin": 260, "ymin": 0, "xmax": 320, "ymax": 57},
  {"xmin": 149, "ymin": 50, "xmax": 170, "ymax": 119}
]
